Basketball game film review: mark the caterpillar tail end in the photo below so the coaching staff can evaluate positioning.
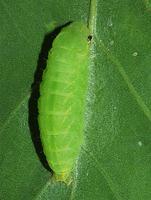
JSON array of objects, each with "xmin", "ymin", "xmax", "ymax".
[{"xmin": 53, "ymin": 172, "xmax": 72, "ymax": 185}]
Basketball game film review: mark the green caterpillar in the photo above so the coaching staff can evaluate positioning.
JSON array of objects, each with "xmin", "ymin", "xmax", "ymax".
[{"xmin": 38, "ymin": 22, "xmax": 90, "ymax": 182}]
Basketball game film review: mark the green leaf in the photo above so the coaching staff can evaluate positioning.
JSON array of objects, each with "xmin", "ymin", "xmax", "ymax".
[{"xmin": 1, "ymin": 0, "xmax": 151, "ymax": 199}]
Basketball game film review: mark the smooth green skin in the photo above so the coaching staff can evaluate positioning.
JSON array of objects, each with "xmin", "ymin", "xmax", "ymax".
[{"xmin": 38, "ymin": 22, "xmax": 89, "ymax": 181}]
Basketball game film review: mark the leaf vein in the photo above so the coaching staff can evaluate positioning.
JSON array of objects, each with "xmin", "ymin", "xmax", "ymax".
[
  {"xmin": 0, "ymin": 94, "xmax": 29, "ymax": 136},
  {"xmin": 1, "ymin": 0, "xmax": 31, "ymax": 45},
  {"xmin": 96, "ymin": 36, "xmax": 151, "ymax": 123}
]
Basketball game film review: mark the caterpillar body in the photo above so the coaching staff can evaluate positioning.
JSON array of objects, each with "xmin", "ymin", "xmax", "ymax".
[{"xmin": 38, "ymin": 22, "xmax": 89, "ymax": 182}]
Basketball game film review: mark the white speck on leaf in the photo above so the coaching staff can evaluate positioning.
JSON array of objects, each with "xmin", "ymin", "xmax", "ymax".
[
  {"xmin": 110, "ymin": 40, "xmax": 114, "ymax": 46},
  {"xmin": 107, "ymin": 17, "xmax": 113, "ymax": 27},
  {"xmin": 113, "ymin": 106, "xmax": 117, "ymax": 110},
  {"xmin": 132, "ymin": 52, "xmax": 138, "ymax": 57},
  {"xmin": 138, "ymin": 141, "xmax": 143, "ymax": 147}
]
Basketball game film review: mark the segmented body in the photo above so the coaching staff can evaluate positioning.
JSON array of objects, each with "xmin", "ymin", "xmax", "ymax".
[{"xmin": 38, "ymin": 22, "xmax": 89, "ymax": 182}]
